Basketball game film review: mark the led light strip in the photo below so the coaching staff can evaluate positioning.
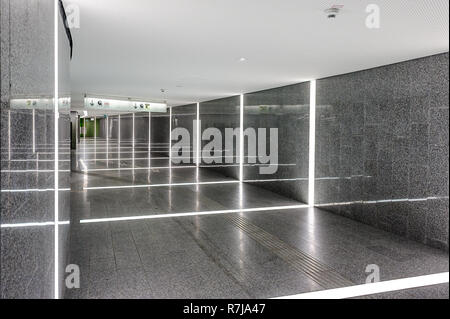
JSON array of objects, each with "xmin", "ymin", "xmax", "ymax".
[
  {"xmin": 74, "ymin": 150, "xmax": 193, "ymax": 154},
  {"xmin": 273, "ymin": 272, "xmax": 449, "ymax": 299},
  {"xmin": 8, "ymin": 110, "xmax": 11, "ymax": 160},
  {"xmin": 80, "ymin": 204, "xmax": 309, "ymax": 224},
  {"xmin": 148, "ymin": 112, "xmax": 151, "ymax": 154},
  {"xmin": 239, "ymin": 94, "xmax": 244, "ymax": 181},
  {"xmin": 83, "ymin": 180, "xmax": 240, "ymax": 190},
  {"xmin": 81, "ymin": 166, "xmax": 197, "ymax": 172},
  {"xmin": 169, "ymin": 107, "xmax": 172, "ymax": 163},
  {"xmin": 118, "ymin": 114, "xmax": 121, "ymax": 146},
  {"xmin": 196, "ymin": 102, "xmax": 200, "ymax": 166},
  {"xmin": 53, "ymin": 0, "xmax": 59, "ymax": 299},
  {"xmin": 308, "ymin": 80, "xmax": 316, "ymax": 207},
  {"xmin": 1, "ymin": 221, "xmax": 70, "ymax": 229},
  {"xmin": 6, "ymin": 159, "xmax": 70, "ymax": 162},
  {"xmin": 77, "ymin": 155, "xmax": 261, "ymax": 162},
  {"xmin": 132, "ymin": 113, "xmax": 135, "ymax": 166},
  {"xmin": 78, "ymin": 163, "xmax": 296, "ymax": 172},
  {"xmin": 1, "ymin": 169, "xmax": 70, "ymax": 173},
  {"xmin": 32, "ymin": 109, "xmax": 36, "ymax": 153},
  {"xmin": 244, "ymin": 177, "xmax": 308, "ymax": 183}
]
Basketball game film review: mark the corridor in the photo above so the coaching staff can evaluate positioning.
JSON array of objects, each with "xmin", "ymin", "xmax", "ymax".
[
  {"xmin": 65, "ymin": 138, "xmax": 449, "ymax": 299},
  {"xmin": 1, "ymin": 0, "xmax": 448, "ymax": 302}
]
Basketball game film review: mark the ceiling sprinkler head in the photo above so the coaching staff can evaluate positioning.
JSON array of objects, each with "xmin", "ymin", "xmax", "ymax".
[{"xmin": 161, "ymin": 89, "xmax": 166, "ymax": 93}]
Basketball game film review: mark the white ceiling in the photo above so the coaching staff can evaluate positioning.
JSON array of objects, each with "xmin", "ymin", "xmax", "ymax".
[{"xmin": 69, "ymin": 0, "xmax": 449, "ymax": 107}]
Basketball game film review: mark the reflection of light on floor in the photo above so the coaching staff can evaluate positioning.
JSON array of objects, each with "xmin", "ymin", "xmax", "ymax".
[
  {"xmin": 315, "ymin": 196, "xmax": 450, "ymax": 206},
  {"xmin": 307, "ymin": 207, "xmax": 316, "ymax": 254},
  {"xmin": 273, "ymin": 272, "xmax": 450, "ymax": 299},
  {"xmin": 196, "ymin": 166, "xmax": 199, "ymax": 193},
  {"xmin": 239, "ymin": 182, "xmax": 244, "ymax": 210},
  {"xmin": 80, "ymin": 204, "xmax": 309, "ymax": 224}
]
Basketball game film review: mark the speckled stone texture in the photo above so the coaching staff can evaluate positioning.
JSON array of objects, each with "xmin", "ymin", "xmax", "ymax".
[
  {"xmin": 1, "ymin": 0, "xmax": 72, "ymax": 298},
  {"xmin": 315, "ymin": 53, "xmax": 449, "ymax": 251},
  {"xmin": 243, "ymin": 82, "xmax": 310, "ymax": 203},
  {"xmin": 200, "ymin": 96, "xmax": 241, "ymax": 179}
]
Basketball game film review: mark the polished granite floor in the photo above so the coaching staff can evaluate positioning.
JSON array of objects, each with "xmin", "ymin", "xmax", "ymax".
[{"xmin": 65, "ymin": 138, "xmax": 449, "ymax": 299}]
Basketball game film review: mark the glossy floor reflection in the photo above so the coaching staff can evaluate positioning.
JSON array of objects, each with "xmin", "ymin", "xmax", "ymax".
[{"xmin": 65, "ymin": 139, "xmax": 449, "ymax": 299}]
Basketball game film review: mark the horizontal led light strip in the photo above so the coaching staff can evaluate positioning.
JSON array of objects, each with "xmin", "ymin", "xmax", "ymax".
[
  {"xmin": 244, "ymin": 177, "xmax": 308, "ymax": 182},
  {"xmin": 80, "ymin": 204, "xmax": 309, "ymax": 224},
  {"xmin": 1, "ymin": 169, "xmax": 71, "ymax": 173},
  {"xmin": 74, "ymin": 150, "xmax": 194, "ymax": 155},
  {"xmin": 83, "ymin": 180, "xmax": 240, "ymax": 190},
  {"xmin": 79, "ymin": 155, "xmax": 262, "ymax": 162},
  {"xmin": 1, "ymin": 188, "xmax": 71, "ymax": 193},
  {"xmin": 1, "ymin": 221, "xmax": 70, "ymax": 228},
  {"xmin": 78, "ymin": 163, "xmax": 297, "ymax": 172},
  {"xmin": 81, "ymin": 166, "xmax": 197, "ymax": 172},
  {"xmin": 4, "ymin": 159, "xmax": 70, "ymax": 162},
  {"xmin": 273, "ymin": 272, "xmax": 449, "ymax": 299}
]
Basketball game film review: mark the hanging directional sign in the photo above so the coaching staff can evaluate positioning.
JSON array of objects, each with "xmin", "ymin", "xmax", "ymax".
[{"xmin": 84, "ymin": 97, "xmax": 167, "ymax": 113}]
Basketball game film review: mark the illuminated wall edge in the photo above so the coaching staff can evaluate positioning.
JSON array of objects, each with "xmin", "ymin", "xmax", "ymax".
[
  {"xmin": 53, "ymin": 0, "xmax": 59, "ymax": 299},
  {"xmin": 308, "ymin": 80, "xmax": 316, "ymax": 207}
]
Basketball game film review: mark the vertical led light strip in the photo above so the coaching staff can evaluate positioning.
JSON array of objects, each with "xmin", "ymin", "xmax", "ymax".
[
  {"xmin": 132, "ymin": 113, "xmax": 135, "ymax": 168},
  {"xmin": 106, "ymin": 116, "xmax": 109, "ymax": 166},
  {"xmin": 239, "ymin": 95, "xmax": 244, "ymax": 182},
  {"xmin": 196, "ymin": 102, "xmax": 200, "ymax": 166},
  {"xmin": 308, "ymin": 80, "xmax": 316, "ymax": 207},
  {"xmin": 8, "ymin": 110, "xmax": 11, "ymax": 161},
  {"xmin": 169, "ymin": 107, "xmax": 172, "ymax": 163},
  {"xmin": 118, "ymin": 114, "xmax": 121, "ymax": 146},
  {"xmin": 32, "ymin": 109, "xmax": 36, "ymax": 153},
  {"xmin": 53, "ymin": 0, "xmax": 59, "ymax": 299},
  {"xmin": 148, "ymin": 112, "xmax": 151, "ymax": 154},
  {"xmin": 94, "ymin": 115, "xmax": 97, "ymax": 140}
]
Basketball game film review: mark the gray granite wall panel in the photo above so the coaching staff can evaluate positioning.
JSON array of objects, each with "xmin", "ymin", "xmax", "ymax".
[
  {"xmin": 151, "ymin": 112, "xmax": 170, "ymax": 157},
  {"xmin": 1, "ymin": 0, "xmax": 72, "ymax": 298},
  {"xmin": 135, "ymin": 114, "xmax": 150, "ymax": 141},
  {"xmin": 315, "ymin": 53, "xmax": 449, "ymax": 251},
  {"xmin": 243, "ymin": 82, "xmax": 310, "ymax": 203},
  {"xmin": 199, "ymin": 96, "xmax": 240, "ymax": 179}
]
